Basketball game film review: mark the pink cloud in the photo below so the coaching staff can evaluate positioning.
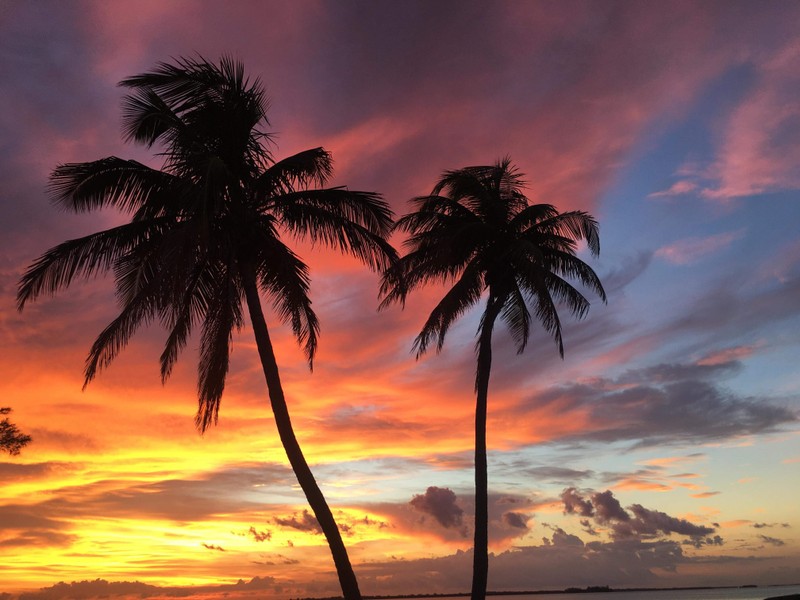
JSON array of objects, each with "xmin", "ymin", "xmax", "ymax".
[
  {"xmin": 655, "ymin": 229, "xmax": 745, "ymax": 264},
  {"xmin": 697, "ymin": 343, "xmax": 763, "ymax": 366},
  {"xmin": 702, "ymin": 41, "xmax": 800, "ymax": 199},
  {"xmin": 649, "ymin": 180, "xmax": 698, "ymax": 198}
]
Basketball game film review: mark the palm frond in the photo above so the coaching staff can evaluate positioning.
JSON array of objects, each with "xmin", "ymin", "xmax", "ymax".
[
  {"xmin": 413, "ymin": 259, "xmax": 484, "ymax": 356},
  {"xmin": 49, "ymin": 158, "xmax": 181, "ymax": 214},
  {"xmin": 272, "ymin": 191, "xmax": 397, "ymax": 271},
  {"xmin": 540, "ymin": 248, "xmax": 607, "ymax": 303},
  {"xmin": 529, "ymin": 210, "xmax": 602, "ymax": 256},
  {"xmin": 251, "ymin": 228, "xmax": 320, "ymax": 367},
  {"xmin": 499, "ymin": 284, "xmax": 531, "ymax": 354},
  {"xmin": 195, "ymin": 264, "xmax": 243, "ymax": 432},
  {"xmin": 120, "ymin": 87, "xmax": 185, "ymax": 148},
  {"xmin": 83, "ymin": 280, "xmax": 159, "ymax": 386},
  {"xmin": 17, "ymin": 219, "xmax": 170, "ymax": 310},
  {"xmin": 255, "ymin": 147, "xmax": 334, "ymax": 195},
  {"xmin": 270, "ymin": 187, "xmax": 394, "ymax": 236}
]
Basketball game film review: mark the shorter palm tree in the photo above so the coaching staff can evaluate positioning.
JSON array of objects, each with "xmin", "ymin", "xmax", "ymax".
[{"xmin": 381, "ymin": 157, "xmax": 605, "ymax": 600}]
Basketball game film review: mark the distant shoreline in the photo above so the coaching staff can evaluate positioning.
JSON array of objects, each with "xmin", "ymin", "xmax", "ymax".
[{"xmin": 293, "ymin": 584, "xmax": 800, "ymax": 600}]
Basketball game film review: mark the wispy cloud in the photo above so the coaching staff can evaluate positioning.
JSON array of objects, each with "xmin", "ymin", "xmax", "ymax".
[
  {"xmin": 655, "ymin": 230, "xmax": 745, "ymax": 265},
  {"xmin": 649, "ymin": 180, "xmax": 699, "ymax": 198}
]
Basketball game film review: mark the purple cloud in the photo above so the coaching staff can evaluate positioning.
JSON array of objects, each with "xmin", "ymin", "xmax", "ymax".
[
  {"xmin": 273, "ymin": 510, "xmax": 322, "ymax": 534},
  {"xmin": 410, "ymin": 486, "xmax": 464, "ymax": 530}
]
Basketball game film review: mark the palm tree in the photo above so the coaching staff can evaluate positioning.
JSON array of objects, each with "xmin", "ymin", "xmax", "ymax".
[
  {"xmin": 380, "ymin": 158, "xmax": 605, "ymax": 600},
  {"xmin": 17, "ymin": 56, "xmax": 396, "ymax": 600}
]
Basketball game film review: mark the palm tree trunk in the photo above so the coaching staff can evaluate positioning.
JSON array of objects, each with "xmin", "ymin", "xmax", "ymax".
[
  {"xmin": 241, "ymin": 267, "xmax": 362, "ymax": 600},
  {"xmin": 471, "ymin": 297, "xmax": 501, "ymax": 600}
]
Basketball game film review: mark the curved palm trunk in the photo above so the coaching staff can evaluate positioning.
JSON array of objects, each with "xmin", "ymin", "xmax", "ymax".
[
  {"xmin": 471, "ymin": 297, "xmax": 502, "ymax": 600},
  {"xmin": 241, "ymin": 268, "xmax": 361, "ymax": 600}
]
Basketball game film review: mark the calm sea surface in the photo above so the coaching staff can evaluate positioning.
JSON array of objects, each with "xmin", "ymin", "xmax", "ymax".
[{"xmin": 397, "ymin": 587, "xmax": 800, "ymax": 600}]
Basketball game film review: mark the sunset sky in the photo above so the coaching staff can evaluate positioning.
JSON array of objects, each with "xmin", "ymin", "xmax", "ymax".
[{"xmin": 1, "ymin": 1, "xmax": 799, "ymax": 597}]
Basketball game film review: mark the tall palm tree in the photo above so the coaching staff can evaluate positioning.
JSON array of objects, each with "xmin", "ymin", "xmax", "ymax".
[
  {"xmin": 380, "ymin": 158, "xmax": 605, "ymax": 600},
  {"xmin": 17, "ymin": 56, "xmax": 396, "ymax": 600}
]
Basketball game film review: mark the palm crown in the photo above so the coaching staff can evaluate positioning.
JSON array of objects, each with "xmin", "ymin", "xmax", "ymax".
[
  {"xmin": 18, "ymin": 56, "xmax": 396, "ymax": 430},
  {"xmin": 382, "ymin": 157, "xmax": 605, "ymax": 364}
]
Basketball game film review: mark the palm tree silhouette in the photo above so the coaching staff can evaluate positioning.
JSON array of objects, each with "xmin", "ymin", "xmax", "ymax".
[
  {"xmin": 381, "ymin": 158, "xmax": 605, "ymax": 600},
  {"xmin": 0, "ymin": 408, "xmax": 32, "ymax": 456},
  {"xmin": 17, "ymin": 56, "xmax": 396, "ymax": 600}
]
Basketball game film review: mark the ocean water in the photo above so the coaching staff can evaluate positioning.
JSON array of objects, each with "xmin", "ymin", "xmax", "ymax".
[{"xmin": 405, "ymin": 587, "xmax": 800, "ymax": 600}]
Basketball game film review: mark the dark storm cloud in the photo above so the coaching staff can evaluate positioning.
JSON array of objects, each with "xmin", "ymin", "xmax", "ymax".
[{"xmin": 409, "ymin": 486, "xmax": 464, "ymax": 529}]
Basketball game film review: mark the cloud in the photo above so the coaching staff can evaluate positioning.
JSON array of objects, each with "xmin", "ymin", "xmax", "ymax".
[
  {"xmin": 758, "ymin": 534, "xmax": 786, "ymax": 547},
  {"xmin": 273, "ymin": 509, "xmax": 322, "ymax": 534},
  {"xmin": 649, "ymin": 180, "xmax": 698, "ymax": 198},
  {"xmin": 622, "ymin": 504, "xmax": 715, "ymax": 539},
  {"xmin": 247, "ymin": 526, "xmax": 272, "ymax": 542},
  {"xmin": 591, "ymin": 490, "xmax": 630, "ymax": 524},
  {"xmin": 655, "ymin": 230, "xmax": 745, "ymax": 265},
  {"xmin": 16, "ymin": 576, "xmax": 284, "ymax": 600},
  {"xmin": 701, "ymin": 40, "xmax": 800, "ymax": 199},
  {"xmin": 560, "ymin": 488, "xmax": 594, "ymax": 518},
  {"xmin": 357, "ymin": 534, "xmax": 758, "ymax": 594},
  {"xmin": 409, "ymin": 486, "xmax": 464, "ymax": 530},
  {"xmin": 502, "ymin": 512, "xmax": 530, "ymax": 530},
  {"xmin": 202, "ymin": 543, "xmax": 226, "ymax": 552},
  {"xmin": 559, "ymin": 488, "xmax": 717, "ymax": 543},
  {"xmin": 697, "ymin": 344, "xmax": 762, "ymax": 365},
  {"xmin": 527, "ymin": 359, "xmax": 797, "ymax": 448},
  {"xmin": 521, "ymin": 466, "xmax": 596, "ymax": 485}
]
